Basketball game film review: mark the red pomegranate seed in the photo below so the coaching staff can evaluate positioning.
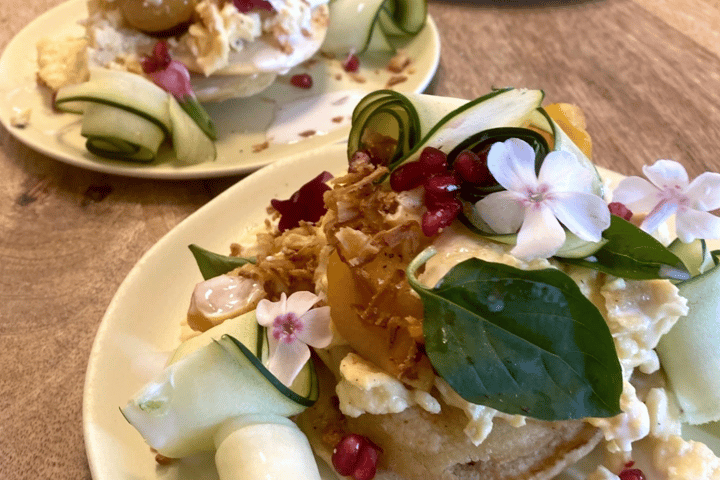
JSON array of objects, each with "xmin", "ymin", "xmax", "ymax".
[
  {"xmin": 422, "ymin": 200, "xmax": 462, "ymax": 237},
  {"xmin": 390, "ymin": 161, "xmax": 425, "ymax": 192},
  {"xmin": 352, "ymin": 444, "xmax": 379, "ymax": 480},
  {"xmin": 619, "ymin": 468, "xmax": 646, "ymax": 480},
  {"xmin": 233, "ymin": 0, "xmax": 273, "ymax": 13},
  {"xmin": 454, "ymin": 148, "xmax": 494, "ymax": 186},
  {"xmin": 342, "ymin": 52, "xmax": 360, "ymax": 72},
  {"xmin": 424, "ymin": 174, "xmax": 460, "ymax": 207},
  {"xmin": 290, "ymin": 73, "xmax": 313, "ymax": 89},
  {"xmin": 608, "ymin": 201, "xmax": 633, "ymax": 221},
  {"xmin": 332, "ymin": 434, "xmax": 380, "ymax": 480},
  {"xmin": 418, "ymin": 147, "xmax": 448, "ymax": 175}
]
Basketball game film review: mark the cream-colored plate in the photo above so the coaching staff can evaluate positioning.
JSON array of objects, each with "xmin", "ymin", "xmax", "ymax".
[
  {"xmin": 0, "ymin": 0, "xmax": 440, "ymax": 179},
  {"xmin": 83, "ymin": 143, "xmax": 719, "ymax": 479}
]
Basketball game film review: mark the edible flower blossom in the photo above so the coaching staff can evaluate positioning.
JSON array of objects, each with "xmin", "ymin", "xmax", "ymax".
[
  {"xmin": 612, "ymin": 159, "xmax": 720, "ymax": 243},
  {"xmin": 476, "ymin": 138, "xmax": 610, "ymax": 261},
  {"xmin": 256, "ymin": 291, "xmax": 332, "ymax": 387}
]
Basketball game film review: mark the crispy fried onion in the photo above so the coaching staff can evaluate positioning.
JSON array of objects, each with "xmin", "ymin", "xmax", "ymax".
[{"xmin": 324, "ymin": 155, "xmax": 433, "ymax": 389}]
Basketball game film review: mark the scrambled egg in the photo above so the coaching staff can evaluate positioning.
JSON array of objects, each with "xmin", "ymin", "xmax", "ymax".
[{"xmin": 330, "ymin": 218, "xmax": 714, "ymax": 479}]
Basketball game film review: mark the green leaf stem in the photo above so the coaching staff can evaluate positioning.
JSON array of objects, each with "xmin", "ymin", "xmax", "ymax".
[{"xmin": 407, "ymin": 248, "xmax": 623, "ymax": 421}]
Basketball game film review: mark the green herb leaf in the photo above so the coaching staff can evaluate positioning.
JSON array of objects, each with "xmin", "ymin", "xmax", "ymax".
[
  {"xmin": 562, "ymin": 216, "xmax": 691, "ymax": 280},
  {"xmin": 188, "ymin": 244, "xmax": 255, "ymax": 280},
  {"xmin": 407, "ymin": 248, "xmax": 623, "ymax": 421}
]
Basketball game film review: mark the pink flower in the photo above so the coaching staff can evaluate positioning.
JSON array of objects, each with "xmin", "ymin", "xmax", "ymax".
[
  {"xmin": 612, "ymin": 159, "xmax": 720, "ymax": 243},
  {"xmin": 256, "ymin": 291, "xmax": 332, "ymax": 386}
]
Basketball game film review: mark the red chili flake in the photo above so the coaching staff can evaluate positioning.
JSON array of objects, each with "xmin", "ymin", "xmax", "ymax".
[
  {"xmin": 608, "ymin": 201, "xmax": 633, "ymax": 221},
  {"xmin": 233, "ymin": 0, "xmax": 273, "ymax": 13},
  {"xmin": 342, "ymin": 52, "xmax": 360, "ymax": 72},
  {"xmin": 290, "ymin": 73, "xmax": 313, "ymax": 89},
  {"xmin": 331, "ymin": 434, "xmax": 380, "ymax": 480},
  {"xmin": 270, "ymin": 171, "xmax": 333, "ymax": 232}
]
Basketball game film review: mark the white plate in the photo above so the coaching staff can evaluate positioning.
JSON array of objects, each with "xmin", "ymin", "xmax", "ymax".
[
  {"xmin": 0, "ymin": 0, "xmax": 440, "ymax": 179},
  {"xmin": 83, "ymin": 143, "xmax": 720, "ymax": 479}
]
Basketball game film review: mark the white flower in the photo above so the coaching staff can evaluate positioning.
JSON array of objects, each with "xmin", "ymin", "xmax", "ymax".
[
  {"xmin": 256, "ymin": 291, "xmax": 332, "ymax": 387},
  {"xmin": 612, "ymin": 159, "xmax": 720, "ymax": 243},
  {"xmin": 476, "ymin": 138, "xmax": 610, "ymax": 261}
]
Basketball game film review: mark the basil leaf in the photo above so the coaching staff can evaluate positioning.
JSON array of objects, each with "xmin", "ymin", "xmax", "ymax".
[
  {"xmin": 188, "ymin": 244, "xmax": 255, "ymax": 280},
  {"xmin": 562, "ymin": 216, "xmax": 690, "ymax": 280},
  {"xmin": 407, "ymin": 249, "xmax": 622, "ymax": 421}
]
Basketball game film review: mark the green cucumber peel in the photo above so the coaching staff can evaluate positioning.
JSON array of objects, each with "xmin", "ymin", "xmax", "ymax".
[
  {"xmin": 188, "ymin": 244, "xmax": 255, "ymax": 280},
  {"xmin": 667, "ymin": 238, "xmax": 715, "ymax": 279},
  {"xmin": 406, "ymin": 247, "xmax": 623, "ymax": 421},
  {"xmin": 562, "ymin": 216, "xmax": 691, "ymax": 280},
  {"xmin": 223, "ymin": 335, "xmax": 319, "ymax": 407},
  {"xmin": 178, "ymin": 96, "xmax": 217, "ymax": 140}
]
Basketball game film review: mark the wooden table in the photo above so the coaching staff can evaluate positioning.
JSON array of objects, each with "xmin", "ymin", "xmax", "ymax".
[{"xmin": 1, "ymin": 0, "xmax": 719, "ymax": 478}]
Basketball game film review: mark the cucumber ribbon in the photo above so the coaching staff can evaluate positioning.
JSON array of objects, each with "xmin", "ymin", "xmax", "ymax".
[
  {"xmin": 657, "ymin": 241, "xmax": 720, "ymax": 425},
  {"xmin": 122, "ymin": 311, "xmax": 320, "ymax": 479},
  {"xmin": 347, "ymin": 88, "xmax": 606, "ymax": 258},
  {"xmin": 55, "ymin": 69, "xmax": 216, "ymax": 164},
  {"xmin": 323, "ymin": 0, "xmax": 427, "ymax": 53}
]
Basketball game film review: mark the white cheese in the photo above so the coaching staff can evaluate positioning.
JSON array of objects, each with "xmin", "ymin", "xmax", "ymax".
[
  {"xmin": 587, "ymin": 381, "xmax": 650, "ymax": 454},
  {"xmin": 653, "ymin": 435, "xmax": 720, "ymax": 480}
]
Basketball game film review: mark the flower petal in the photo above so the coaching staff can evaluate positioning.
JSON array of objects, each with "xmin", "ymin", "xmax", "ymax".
[
  {"xmin": 296, "ymin": 306, "xmax": 333, "ymax": 348},
  {"xmin": 640, "ymin": 199, "xmax": 678, "ymax": 234},
  {"xmin": 266, "ymin": 338, "xmax": 311, "ymax": 387},
  {"xmin": 537, "ymin": 150, "xmax": 593, "ymax": 194},
  {"xmin": 487, "ymin": 139, "xmax": 538, "ymax": 192},
  {"xmin": 511, "ymin": 204, "xmax": 566, "ymax": 260},
  {"xmin": 675, "ymin": 209, "xmax": 720, "ymax": 243},
  {"xmin": 685, "ymin": 172, "xmax": 720, "ymax": 211},
  {"xmin": 611, "ymin": 176, "xmax": 661, "ymax": 211},
  {"xmin": 548, "ymin": 192, "xmax": 610, "ymax": 242},
  {"xmin": 476, "ymin": 190, "xmax": 525, "ymax": 234},
  {"xmin": 285, "ymin": 291, "xmax": 321, "ymax": 317},
  {"xmin": 643, "ymin": 159, "xmax": 689, "ymax": 190},
  {"xmin": 256, "ymin": 292, "xmax": 288, "ymax": 327}
]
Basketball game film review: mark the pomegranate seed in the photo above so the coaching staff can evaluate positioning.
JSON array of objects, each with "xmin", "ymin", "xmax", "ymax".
[
  {"xmin": 332, "ymin": 434, "xmax": 380, "ymax": 480},
  {"xmin": 424, "ymin": 174, "xmax": 460, "ymax": 207},
  {"xmin": 418, "ymin": 147, "xmax": 448, "ymax": 175},
  {"xmin": 422, "ymin": 200, "xmax": 462, "ymax": 237},
  {"xmin": 290, "ymin": 73, "xmax": 313, "ymax": 89},
  {"xmin": 352, "ymin": 444, "xmax": 379, "ymax": 480},
  {"xmin": 142, "ymin": 41, "xmax": 172, "ymax": 73},
  {"xmin": 619, "ymin": 468, "xmax": 646, "ymax": 480},
  {"xmin": 454, "ymin": 148, "xmax": 494, "ymax": 186},
  {"xmin": 342, "ymin": 53, "xmax": 360, "ymax": 72},
  {"xmin": 608, "ymin": 201, "xmax": 633, "ymax": 221},
  {"xmin": 233, "ymin": 0, "xmax": 273, "ymax": 13},
  {"xmin": 271, "ymin": 171, "xmax": 333, "ymax": 232},
  {"xmin": 390, "ymin": 161, "xmax": 425, "ymax": 192}
]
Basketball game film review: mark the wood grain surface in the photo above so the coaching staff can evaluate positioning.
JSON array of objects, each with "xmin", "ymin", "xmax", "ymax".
[{"xmin": 2, "ymin": 0, "xmax": 720, "ymax": 478}]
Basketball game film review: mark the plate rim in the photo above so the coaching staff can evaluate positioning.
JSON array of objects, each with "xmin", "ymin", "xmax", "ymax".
[{"xmin": 0, "ymin": 0, "xmax": 441, "ymax": 180}]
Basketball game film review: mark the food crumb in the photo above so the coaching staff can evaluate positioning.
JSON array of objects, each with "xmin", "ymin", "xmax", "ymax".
[
  {"xmin": 320, "ymin": 51, "xmax": 336, "ymax": 60},
  {"xmin": 299, "ymin": 130, "xmax": 317, "ymax": 138},
  {"xmin": 386, "ymin": 75, "xmax": 408, "ymax": 88},
  {"xmin": 335, "ymin": 73, "xmax": 343, "ymax": 81},
  {"xmin": 252, "ymin": 141, "xmax": 270, "ymax": 153},
  {"xmin": 349, "ymin": 73, "xmax": 367, "ymax": 83},
  {"xmin": 387, "ymin": 49, "xmax": 412, "ymax": 73},
  {"xmin": 332, "ymin": 116, "xmax": 344, "ymax": 123},
  {"xmin": 155, "ymin": 453, "xmax": 175, "ymax": 466},
  {"xmin": 10, "ymin": 107, "xmax": 31, "ymax": 128}
]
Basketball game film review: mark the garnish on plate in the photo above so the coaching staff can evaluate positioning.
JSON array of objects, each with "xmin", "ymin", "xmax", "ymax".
[{"xmin": 123, "ymin": 87, "xmax": 720, "ymax": 480}]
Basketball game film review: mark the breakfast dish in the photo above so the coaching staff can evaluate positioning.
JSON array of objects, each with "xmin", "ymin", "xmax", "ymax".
[
  {"xmin": 89, "ymin": 89, "xmax": 720, "ymax": 480},
  {"xmin": 0, "ymin": 0, "xmax": 439, "ymax": 178}
]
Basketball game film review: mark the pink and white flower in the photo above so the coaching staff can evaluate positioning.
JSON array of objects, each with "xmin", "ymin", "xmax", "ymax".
[
  {"xmin": 612, "ymin": 159, "xmax": 720, "ymax": 243},
  {"xmin": 256, "ymin": 291, "xmax": 332, "ymax": 387},
  {"xmin": 476, "ymin": 138, "xmax": 610, "ymax": 261}
]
